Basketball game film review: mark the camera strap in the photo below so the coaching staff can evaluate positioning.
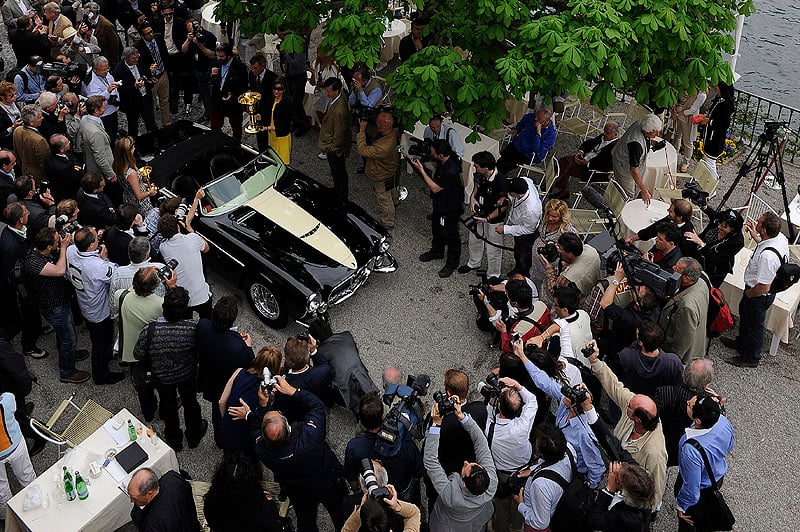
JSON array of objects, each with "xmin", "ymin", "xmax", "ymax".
[
  {"xmin": 487, "ymin": 408, "xmax": 497, "ymax": 446},
  {"xmin": 458, "ymin": 215, "xmax": 516, "ymax": 251}
]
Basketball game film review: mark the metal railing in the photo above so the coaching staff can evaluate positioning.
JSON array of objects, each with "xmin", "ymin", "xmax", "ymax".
[{"xmin": 732, "ymin": 88, "xmax": 800, "ymax": 164}]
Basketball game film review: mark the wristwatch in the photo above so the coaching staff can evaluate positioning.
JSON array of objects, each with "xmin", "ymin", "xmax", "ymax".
[{"xmin": 611, "ymin": 279, "xmax": 620, "ymax": 287}]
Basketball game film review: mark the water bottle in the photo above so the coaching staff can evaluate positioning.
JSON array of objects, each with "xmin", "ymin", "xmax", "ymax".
[
  {"xmin": 127, "ymin": 419, "xmax": 137, "ymax": 441},
  {"xmin": 74, "ymin": 471, "xmax": 89, "ymax": 500},
  {"xmin": 63, "ymin": 466, "xmax": 76, "ymax": 501}
]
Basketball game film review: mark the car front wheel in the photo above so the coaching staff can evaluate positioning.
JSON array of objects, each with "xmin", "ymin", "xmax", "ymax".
[{"xmin": 245, "ymin": 277, "xmax": 289, "ymax": 329}]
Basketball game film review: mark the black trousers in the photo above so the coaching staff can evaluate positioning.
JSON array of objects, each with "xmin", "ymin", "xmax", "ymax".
[
  {"xmin": 100, "ymin": 112, "xmax": 119, "ymax": 145},
  {"xmin": 19, "ymin": 301, "xmax": 42, "ymax": 353},
  {"xmin": 327, "ymin": 152, "xmax": 349, "ymax": 201},
  {"xmin": 675, "ymin": 473, "xmax": 725, "ymax": 532},
  {"xmin": 131, "ymin": 361, "xmax": 158, "ymax": 421},
  {"xmin": 189, "ymin": 298, "xmax": 213, "ymax": 320},
  {"xmin": 286, "ymin": 74, "xmax": 311, "ymax": 133},
  {"xmin": 85, "ymin": 317, "xmax": 114, "ymax": 382},
  {"xmin": 255, "ymin": 130, "xmax": 269, "ymax": 152},
  {"xmin": 123, "ymin": 97, "xmax": 156, "ymax": 138},
  {"xmin": 496, "ymin": 143, "xmax": 530, "ymax": 176},
  {"xmin": 431, "ymin": 211, "xmax": 461, "ymax": 269},
  {"xmin": 513, "ymin": 232, "xmax": 538, "ymax": 276},
  {"xmin": 287, "ymin": 476, "xmax": 348, "ymax": 532},
  {"xmin": 156, "ymin": 377, "xmax": 203, "ymax": 449}
]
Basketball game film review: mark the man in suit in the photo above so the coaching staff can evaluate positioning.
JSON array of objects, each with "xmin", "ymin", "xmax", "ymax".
[
  {"xmin": 9, "ymin": 18, "xmax": 49, "ymax": 68},
  {"xmin": 45, "ymin": 135, "xmax": 84, "ymax": 202},
  {"xmin": 209, "ymin": 43, "xmax": 247, "ymax": 142},
  {"xmin": 153, "ymin": 4, "xmax": 189, "ymax": 115},
  {"xmin": 12, "ymin": 105, "xmax": 49, "ymax": 182},
  {"xmin": 318, "ymin": 77, "xmax": 351, "ymax": 201},
  {"xmin": 247, "ymin": 54, "xmax": 277, "ymax": 151},
  {"xmin": 136, "ymin": 21, "xmax": 171, "ymax": 127},
  {"xmin": 35, "ymin": 91, "xmax": 69, "ymax": 141},
  {"xmin": 0, "ymin": 151, "xmax": 18, "ymax": 209},
  {"xmin": 2, "ymin": 0, "xmax": 33, "ymax": 29},
  {"xmin": 553, "ymin": 120, "xmax": 620, "ymax": 200},
  {"xmin": 112, "ymin": 47, "xmax": 157, "ymax": 138},
  {"xmin": 82, "ymin": 2, "xmax": 120, "ymax": 67},
  {"xmin": 104, "ymin": 203, "xmax": 149, "ymax": 265},
  {"xmin": 43, "ymin": 2, "xmax": 72, "ymax": 59},
  {"xmin": 76, "ymin": 172, "xmax": 116, "ymax": 230},
  {"xmin": 75, "ymin": 95, "xmax": 117, "ymax": 188}
]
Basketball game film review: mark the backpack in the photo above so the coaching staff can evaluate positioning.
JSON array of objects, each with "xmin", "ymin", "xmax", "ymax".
[
  {"xmin": 532, "ymin": 448, "xmax": 591, "ymax": 532},
  {"xmin": 764, "ymin": 247, "xmax": 800, "ymax": 294},
  {"xmin": 700, "ymin": 276, "xmax": 734, "ymax": 337},
  {"xmin": 4, "ymin": 68, "xmax": 28, "ymax": 92}
]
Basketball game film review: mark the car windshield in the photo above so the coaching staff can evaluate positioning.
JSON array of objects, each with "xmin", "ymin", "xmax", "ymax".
[{"xmin": 203, "ymin": 150, "xmax": 285, "ymax": 215}]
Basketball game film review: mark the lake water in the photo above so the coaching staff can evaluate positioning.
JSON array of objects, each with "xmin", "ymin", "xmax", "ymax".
[{"xmin": 736, "ymin": 0, "xmax": 800, "ymax": 106}]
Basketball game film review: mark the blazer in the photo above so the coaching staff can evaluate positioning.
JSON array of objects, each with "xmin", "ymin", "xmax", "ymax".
[
  {"xmin": 9, "ymin": 28, "xmax": 51, "ymax": 68},
  {"xmin": 75, "ymin": 115, "xmax": 115, "ymax": 180},
  {"xmin": 0, "ymin": 172, "xmax": 14, "ymax": 209},
  {"xmin": 93, "ymin": 15, "xmax": 121, "ymax": 65},
  {"xmin": 44, "ymin": 152, "xmax": 84, "ymax": 202},
  {"xmin": 588, "ymin": 489, "xmax": 651, "ymax": 531},
  {"xmin": 318, "ymin": 95, "xmax": 351, "ymax": 157},
  {"xmin": 195, "ymin": 318, "xmax": 254, "ymax": 402},
  {"xmin": 111, "ymin": 60, "xmax": 151, "ymax": 112},
  {"xmin": 136, "ymin": 35, "xmax": 169, "ymax": 77},
  {"xmin": 209, "ymin": 58, "xmax": 248, "ymax": 114},
  {"xmin": 1, "ymin": 0, "xmax": 29, "ymax": 29},
  {"xmin": 248, "ymin": 69, "xmax": 277, "ymax": 120},
  {"xmin": 262, "ymin": 97, "xmax": 292, "ymax": 137},
  {"xmin": 76, "ymin": 188, "xmax": 116, "ymax": 230},
  {"xmin": 12, "ymin": 126, "xmax": 48, "ymax": 181},
  {"xmin": 659, "ymin": 279, "xmax": 709, "ymax": 363},
  {"xmin": 47, "ymin": 15, "xmax": 73, "ymax": 58},
  {"xmin": 0, "ymin": 109, "xmax": 16, "ymax": 150},
  {"xmin": 578, "ymin": 134, "xmax": 618, "ymax": 173}
]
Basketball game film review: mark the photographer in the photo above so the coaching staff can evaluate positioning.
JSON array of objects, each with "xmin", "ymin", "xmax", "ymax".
[
  {"xmin": 181, "ymin": 18, "xmax": 217, "ymax": 120},
  {"xmin": 624, "ymin": 198, "xmax": 696, "ymax": 258},
  {"xmin": 646, "ymin": 222, "xmax": 682, "ymax": 272},
  {"xmin": 410, "ymin": 139, "xmax": 463, "ymax": 278},
  {"xmin": 588, "ymin": 462, "xmax": 654, "ymax": 531},
  {"xmin": 76, "ymin": 172, "xmax": 116, "ymax": 230},
  {"xmin": 541, "ymin": 231, "xmax": 601, "ymax": 306},
  {"xmin": 104, "ymin": 202, "xmax": 149, "ymax": 266},
  {"xmin": 483, "ymin": 278, "xmax": 547, "ymax": 352},
  {"xmin": 344, "ymin": 392, "xmax": 423, "ymax": 504},
  {"xmin": 585, "ymin": 340, "xmax": 667, "ymax": 511},
  {"xmin": 356, "ymin": 111, "xmax": 399, "ymax": 228},
  {"xmin": 484, "ymin": 377, "xmax": 538, "ymax": 532},
  {"xmin": 513, "ymin": 340, "xmax": 605, "ymax": 489},
  {"xmin": 82, "ymin": 56, "xmax": 120, "ymax": 144},
  {"xmin": 459, "ymin": 151, "xmax": 509, "ymax": 278},
  {"xmin": 473, "ymin": 272, "xmax": 539, "ymax": 336},
  {"xmin": 528, "ymin": 284, "xmax": 592, "ymax": 365},
  {"xmin": 13, "ymin": 176, "xmax": 55, "ymax": 238},
  {"xmin": 496, "ymin": 176, "xmax": 542, "ymax": 276},
  {"xmin": 110, "ymin": 237, "xmax": 167, "ymax": 317},
  {"xmin": 60, "ymin": 92, "xmax": 86, "ymax": 140},
  {"xmin": 424, "ymin": 397, "xmax": 497, "ymax": 530},
  {"xmin": 343, "ymin": 484, "xmax": 421, "ymax": 532},
  {"xmin": 157, "ymin": 212, "xmax": 211, "ymax": 319},
  {"xmin": 111, "ymin": 47, "xmax": 157, "ymax": 139},
  {"xmin": 36, "ymin": 91, "xmax": 69, "ymax": 140},
  {"xmin": 45, "ymin": 134, "xmax": 84, "ymax": 202},
  {"xmin": 232, "ymin": 376, "xmax": 349, "ymax": 531},
  {"xmin": 61, "ymin": 21, "xmax": 101, "ymax": 70}
]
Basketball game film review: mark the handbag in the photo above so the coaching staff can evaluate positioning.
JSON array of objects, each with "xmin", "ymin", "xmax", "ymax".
[{"xmin": 685, "ymin": 438, "xmax": 735, "ymax": 531}]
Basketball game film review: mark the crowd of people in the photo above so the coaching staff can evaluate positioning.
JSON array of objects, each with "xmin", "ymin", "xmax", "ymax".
[{"xmin": 0, "ymin": 1, "xmax": 772, "ymax": 530}]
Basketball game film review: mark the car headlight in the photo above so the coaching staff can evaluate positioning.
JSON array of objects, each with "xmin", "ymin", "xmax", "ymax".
[
  {"xmin": 306, "ymin": 292, "xmax": 327, "ymax": 314},
  {"xmin": 378, "ymin": 234, "xmax": 391, "ymax": 253}
]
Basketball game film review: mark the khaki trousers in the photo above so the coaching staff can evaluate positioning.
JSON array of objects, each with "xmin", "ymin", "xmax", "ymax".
[
  {"xmin": 151, "ymin": 73, "xmax": 172, "ymax": 127},
  {"xmin": 372, "ymin": 178, "xmax": 398, "ymax": 228}
]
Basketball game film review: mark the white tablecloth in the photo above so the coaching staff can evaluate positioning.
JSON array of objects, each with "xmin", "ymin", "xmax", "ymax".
[
  {"xmin": 642, "ymin": 142, "xmax": 678, "ymax": 194},
  {"xmin": 400, "ymin": 120, "xmax": 500, "ymax": 203},
  {"xmin": 720, "ymin": 247, "xmax": 800, "ymax": 355},
  {"xmin": 380, "ymin": 19, "xmax": 410, "ymax": 63},
  {"xmin": 6, "ymin": 409, "xmax": 179, "ymax": 532},
  {"xmin": 618, "ymin": 198, "xmax": 669, "ymax": 252},
  {"xmin": 201, "ymin": 1, "xmax": 223, "ymax": 41}
]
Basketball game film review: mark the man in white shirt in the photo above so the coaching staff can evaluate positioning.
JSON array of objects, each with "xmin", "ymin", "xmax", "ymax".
[
  {"xmin": 496, "ymin": 176, "xmax": 542, "ymax": 277},
  {"xmin": 112, "ymin": 47, "xmax": 156, "ymax": 138},
  {"xmin": 82, "ymin": 56, "xmax": 121, "ymax": 144},
  {"xmin": 721, "ymin": 212, "xmax": 789, "ymax": 367},
  {"xmin": 157, "ymin": 213, "xmax": 211, "ymax": 319},
  {"xmin": 484, "ymin": 377, "xmax": 537, "ymax": 532}
]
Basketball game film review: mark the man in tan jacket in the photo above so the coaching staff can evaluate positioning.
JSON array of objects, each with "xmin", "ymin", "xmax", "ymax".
[
  {"xmin": 43, "ymin": 2, "xmax": 72, "ymax": 59},
  {"xmin": 318, "ymin": 77, "xmax": 351, "ymax": 201},
  {"xmin": 12, "ymin": 105, "xmax": 49, "ymax": 182},
  {"xmin": 356, "ymin": 112, "xmax": 399, "ymax": 229}
]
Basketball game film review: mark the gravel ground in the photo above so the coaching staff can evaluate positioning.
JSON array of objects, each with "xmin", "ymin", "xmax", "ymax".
[{"xmin": 3, "ymin": 25, "xmax": 800, "ymax": 531}]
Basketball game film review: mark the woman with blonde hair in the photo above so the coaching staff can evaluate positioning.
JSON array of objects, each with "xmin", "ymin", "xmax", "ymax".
[
  {"xmin": 530, "ymin": 198, "xmax": 578, "ymax": 288},
  {"xmin": 216, "ymin": 345, "xmax": 283, "ymax": 452},
  {"xmin": 0, "ymin": 81, "xmax": 22, "ymax": 150},
  {"xmin": 112, "ymin": 135, "xmax": 157, "ymax": 217}
]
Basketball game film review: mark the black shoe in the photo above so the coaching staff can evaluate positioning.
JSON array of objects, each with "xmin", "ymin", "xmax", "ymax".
[
  {"xmin": 419, "ymin": 250, "xmax": 444, "ymax": 262},
  {"xmin": 718, "ymin": 337, "xmax": 739, "ymax": 351},
  {"xmin": 143, "ymin": 410, "xmax": 156, "ymax": 423},
  {"xmin": 25, "ymin": 402, "xmax": 34, "ymax": 416},
  {"xmin": 94, "ymin": 371, "xmax": 125, "ymax": 385},
  {"xmin": 725, "ymin": 356, "xmax": 758, "ymax": 368},
  {"xmin": 187, "ymin": 419, "xmax": 208, "ymax": 449},
  {"xmin": 457, "ymin": 264, "xmax": 478, "ymax": 274},
  {"xmin": 29, "ymin": 438, "xmax": 46, "ymax": 457},
  {"xmin": 24, "ymin": 348, "xmax": 48, "ymax": 359},
  {"xmin": 438, "ymin": 266, "xmax": 454, "ymax": 278},
  {"xmin": 75, "ymin": 349, "xmax": 90, "ymax": 362},
  {"xmin": 40, "ymin": 325, "xmax": 54, "ymax": 335},
  {"xmin": 60, "ymin": 370, "xmax": 91, "ymax": 384}
]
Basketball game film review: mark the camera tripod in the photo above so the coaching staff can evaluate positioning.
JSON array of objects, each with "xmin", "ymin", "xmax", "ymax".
[{"xmin": 714, "ymin": 122, "xmax": 794, "ymax": 242}]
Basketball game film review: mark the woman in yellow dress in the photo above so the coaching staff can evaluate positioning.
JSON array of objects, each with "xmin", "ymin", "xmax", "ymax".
[{"xmin": 263, "ymin": 78, "xmax": 293, "ymax": 164}]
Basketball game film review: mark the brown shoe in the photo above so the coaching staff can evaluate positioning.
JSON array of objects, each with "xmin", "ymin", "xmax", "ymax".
[{"xmin": 60, "ymin": 370, "xmax": 91, "ymax": 384}]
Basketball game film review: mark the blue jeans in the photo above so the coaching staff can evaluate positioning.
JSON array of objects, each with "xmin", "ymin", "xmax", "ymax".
[
  {"xmin": 39, "ymin": 304, "xmax": 76, "ymax": 377},
  {"xmin": 737, "ymin": 292, "xmax": 775, "ymax": 362}
]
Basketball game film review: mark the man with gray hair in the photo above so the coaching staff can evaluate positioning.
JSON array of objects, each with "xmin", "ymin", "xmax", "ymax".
[
  {"xmin": 110, "ymin": 236, "xmax": 166, "ymax": 316},
  {"xmin": 611, "ymin": 113, "xmax": 663, "ymax": 205},
  {"xmin": 81, "ymin": 2, "xmax": 120, "ymax": 67},
  {"xmin": 60, "ymin": 92, "xmax": 84, "ymax": 139},
  {"xmin": 127, "ymin": 467, "xmax": 199, "ymax": 531},
  {"xmin": 44, "ymin": 134, "xmax": 83, "ymax": 201},
  {"xmin": 12, "ymin": 105, "xmax": 48, "ymax": 181},
  {"xmin": 553, "ymin": 121, "xmax": 620, "ymax": 200},
  {"xmin": 658, "ymin": 257, "xmax": 708, "ymax": 363},
  {"xmin": 36, "ymin": 91, "xmax": 69, "ymax": 140},
  {"xmin": 112, "ymin": 47, "xmax": 156, "ymax": 138},
  {"xmin": 82, "ymin": 56, "xmax": 120, "ymax": 143},
  {"xmin": 43, "ymin": 1, "xmax": 72, "ymax": 59},
  {"xmin": 654, "ymin": 358, "xmax": 717, "ymax": 466}
]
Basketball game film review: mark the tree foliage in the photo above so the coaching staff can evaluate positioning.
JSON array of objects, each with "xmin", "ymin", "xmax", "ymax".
[{"xmin": 215, "ymin": 0, "xmax": 754, "ymax": 131}]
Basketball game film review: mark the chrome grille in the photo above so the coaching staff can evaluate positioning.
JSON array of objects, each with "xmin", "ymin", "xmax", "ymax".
[{"xmin": 328, "ymin": 258, "xmax": 375, "ymax": 305}]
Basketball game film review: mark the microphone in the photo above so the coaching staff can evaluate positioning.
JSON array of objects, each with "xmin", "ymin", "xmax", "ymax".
[{"xmin": 582, "ymin": 185, "xmax": 613, "ymax": 215}]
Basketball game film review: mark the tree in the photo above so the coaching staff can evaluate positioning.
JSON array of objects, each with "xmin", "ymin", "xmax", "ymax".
[{"xmin": 215, "ymin": 0, "xmax": 754, "ymax": 134}]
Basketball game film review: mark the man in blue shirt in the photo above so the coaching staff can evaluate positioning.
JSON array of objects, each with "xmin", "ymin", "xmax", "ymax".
[{"xmin": 497, "ymin": 109, "xmax": 557, "ymax": 176}]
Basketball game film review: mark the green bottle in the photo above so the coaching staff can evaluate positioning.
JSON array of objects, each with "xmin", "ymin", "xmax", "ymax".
[
  {"xmin": 63, "ymin": 466, "xmax": 76, "ymax": 501},
  {"xmin": 127, "ymin": 419, "xmax": 137, "ymax": 441},
  {"xmin": 75, "ymin": 471, "xmax": 89, "ymax": 500}
]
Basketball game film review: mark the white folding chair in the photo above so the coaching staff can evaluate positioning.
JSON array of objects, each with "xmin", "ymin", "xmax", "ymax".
[
  {"xmin": 745, "ymin": 192, "xmax": 776, "ymax": 228},
  {"xmin": 536, "ymin": 158, "xmax": 560, "ymax": 198},
  {"xmin": 573, "ymin": 169, "xmax": 613, "ymax": 208}
]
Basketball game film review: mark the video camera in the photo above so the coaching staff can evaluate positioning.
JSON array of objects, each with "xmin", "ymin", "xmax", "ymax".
[
  {"xmin": 763, "ymin": 121, "xmax": 788, "ymax": 141},
  {"xmin": 613, "ymin": 244, "xmax": 681, "ymax": 300},
  {"xmin": 353, "ymin": 104, "xmax": 397, "ymax": 125},
  {"xmin": 477, "ymin": 373, "xmax": 507, "ymax": 400},
  {"xmin": 42, "ymin": 61, "xmax": 87, "ymax": 84},
  {"xmin": 682, "ymin": 181, "xmax": 709, "ymax": 208},
  {"xmin": 55, "ymin": 214, "xmax": 82, "ymax": 237},
  {"xmin": 359, "ymin": 458, "xmax": 391, "ymax": 502},
  {"xmin": 406, "ymin": 137, "xmax": 435, "ymax": 163},
  {"xmin": 374, "ymin": 374, "xmax": 429, "ymax": 457}
]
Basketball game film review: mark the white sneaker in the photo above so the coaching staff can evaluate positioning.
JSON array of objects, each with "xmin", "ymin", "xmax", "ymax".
[{"xmin": 318, "ymin": 153, "xmax": 327, "ymax": 160}]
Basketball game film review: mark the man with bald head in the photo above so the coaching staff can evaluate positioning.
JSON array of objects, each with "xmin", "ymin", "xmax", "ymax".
[
  {"xmin": 45, "ymin": 134, "xmax": 84, "ymax": 202},
  {"xmin": 356, "ymin": 111, "xmax": 399, "ymax": 228},
  {"xmin": 127, "ymin": 467, "xmax": 199, "ymax": 531},
  {"xmin": 587, "ymin": 341, "xmax": 667, "ymax": 511},
  {"xmin": 232, "ymin": 374, "xmax": 348, "ymax": 530}
]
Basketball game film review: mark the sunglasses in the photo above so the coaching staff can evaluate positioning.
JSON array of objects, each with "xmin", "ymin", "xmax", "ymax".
[{"xmin": 273, "ymin": 87, "xmax": 285, "ymax": 91}]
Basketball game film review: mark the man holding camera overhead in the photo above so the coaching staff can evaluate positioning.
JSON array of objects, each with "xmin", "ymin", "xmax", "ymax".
[{"xmin": 483, "ymin": 376, "xmax": 537, "ymax": 532}]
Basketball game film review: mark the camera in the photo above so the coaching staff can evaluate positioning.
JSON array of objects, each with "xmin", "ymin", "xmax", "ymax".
[
  {"xmin": 468, "ymin": 270, "xmax": 490, "ymax": 297},
  {"xmin": 651, "ymin": 139, "xmax": 667, "ymax": 151},
  {"xmin": 157, "ymin": 258, "xmax": 178, "ymax": 282},
  {"xmin": 42, "ymin": 61, "xmax": 87, "ymax": 84},
  {"xmin": 580, "ymin": 344, "xmax": 595, "ymax": 359},
  {"xmin": 55, "ymin": 214, "xmax": 82, "ymax": 237},
  {"xmin": 261, "ymin": 367, "xmax": 277, "ymax": 392},
  {"xmin": 191, "ymin": 19, "xmax": 204, "ymax": 36},
  {"xmin": 561, "ymin": 384, "xmax": 588, "ymax": 410},
  {"xmin": 296, "ymin": 332, "xmax": 310, "ymax": 342},
  {"xmin": 621, "ymin": 249, "xmax": 681, "ymax": 300},
  {"xmin": 108, "ymin": 95, "xmax": 120, "ymax": 107},
  {"xmin": 432, "ymin": 390, "xmax": 456, "ymax": 416},
  {"xmin": 681, "ymin": 181, "xmax": 709, "ymax": 208},
  {"xmin": 38, "ymin": 179, "xmax": 50, "ymax": 195},
  {"xmin": 359, "ymin": 458, "xmax": 391, "ymax": 501},
  {"xmin": 407, "ymin": 137, "xmax": 435, "ymax": 163},
  {"xmin": 374, "ymin": 374, "xmax": 429, "ymax": 457},
  {"xmin": 175, "ymin": 201, "xmax": 190, "ymax": 222},
  {"xmin": 477, "ymin": 373, "xmax": 506, "ymax": 400},
  {"xmin": 538, "ymin": 241, "xmax": 559, "ymax": 263}
]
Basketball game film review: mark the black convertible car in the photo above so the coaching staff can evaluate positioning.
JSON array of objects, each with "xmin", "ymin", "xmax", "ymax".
[{"xmin": 138, "ymin": 121, "xmax": 397, "ymax": 328}]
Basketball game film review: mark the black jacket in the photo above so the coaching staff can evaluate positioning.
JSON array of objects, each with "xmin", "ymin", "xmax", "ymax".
[
  {"xmin": 209, "ymin": 58, "xmax": 248, "ymax": 114},
  {"xmin": 588, "ymin": 489, "xmax": 651, "ymax": 531},
  {"xmin": 696, "ymin": 232, "xmax": 744, "ymax": 279},
  {"xmin": 639, "ymin": 217, "xmax": 698, "ymax": 258},
  {"xmin": 262, "ymin": 98, "xmax": 293, "ymax": 137},
  {"xmin": 9, "ymin": 29, "xmax": 50, "ymax": 68},
  {"xmin": 195, "ymin": 318, "xmax": 254, "ymax": 402},
  {"xmin": 431, "ymin": 156, "xmax": 463, "ymax": 215},
  {"xmin": 130, "ymin": 470, "xmax": 200, "ymax": 532},
  {"xmin": 112, "ymin": 59, "xmax": 152, "ymax": 113},
  {"xmin": 136, "ymin": 35, "xmax": 170, "ymax": 78},
  {"xmin": 249, "ymin": 69, "xmax": 278, "ymax": 123},
  {"xmin": 103, "ymin": 226, "xmax": 133, "ymax": 266},
  {"xmin": 314, "ymin": 331, "xmax": 379, "ymax": 416},
  {"xmin": 76, "ymin": 188, "xmax": 116, "ymax": 230},
  {"xmin": 437, "ymin": 400, "xmax": 488, "ymax": 474},
  {"xmin": 44, "ymin": 152, "xmax": 84, "ymax": 203},
  {"xmin": 578, "ymin": 134, "xmax": 618, "ymax": 173},
  {"xmin": 39, "ymin": 112, "xmax": 68, "ymax": 143},
  {"xmin": 0, "ymin": 336, "xmax": 33, "ymax": 398},
  {"xmin": 20, "ymin": 199, "xmax": 51, "ymax": 241}
]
